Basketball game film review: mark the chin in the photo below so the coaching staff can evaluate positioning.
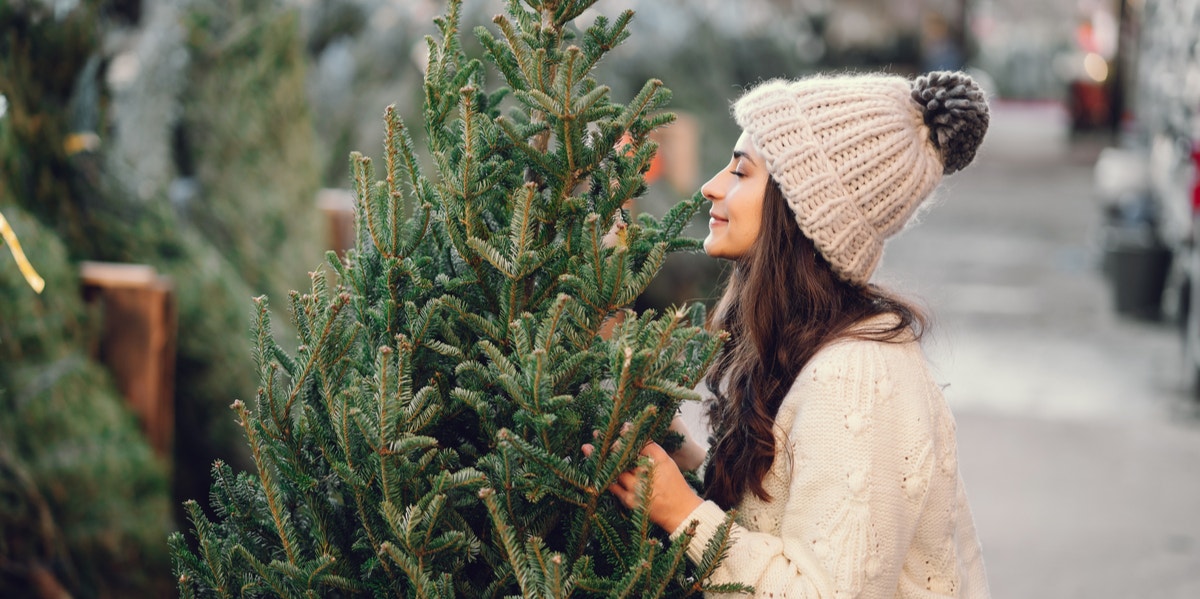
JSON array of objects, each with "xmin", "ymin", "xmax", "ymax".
[{"xmin": 703, "ymin": 244, "xmax": 737, "ymax": 261}]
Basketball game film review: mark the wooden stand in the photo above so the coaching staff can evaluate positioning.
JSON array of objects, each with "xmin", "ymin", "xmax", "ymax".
[
  {"xmin": 317, "ymin": 188, "xmax": 356, "ymax": 256},
  {"xmin": 80, "ymin": 262, "xmax": 177, "ymax": 459},
  {"xmin": 651, "ymin": 112, "xmax": 699, "ymax": 195}
]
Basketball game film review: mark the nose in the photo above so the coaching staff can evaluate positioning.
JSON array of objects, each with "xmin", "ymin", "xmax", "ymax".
[{"xmin": 700, "ymin": 172, "xmax": 722, "ymax": 202}]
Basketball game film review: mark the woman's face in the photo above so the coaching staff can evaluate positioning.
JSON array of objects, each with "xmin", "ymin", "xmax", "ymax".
[{"xmin": 701, "ymin": 131, "xmax": 768, "ymax": 261}]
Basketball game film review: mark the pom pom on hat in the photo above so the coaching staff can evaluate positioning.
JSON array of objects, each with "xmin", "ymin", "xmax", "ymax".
[
  {"xmin": 732, "ymin": 70, "xmax": 989, "ymax": 285},
  {"xmin": 911, "ymin": 71, "xmax": 990, "ymax": 174}
]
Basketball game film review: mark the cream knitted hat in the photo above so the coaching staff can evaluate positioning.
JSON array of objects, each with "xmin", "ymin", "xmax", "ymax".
[{"xmin": 733, "ymin": 71, "xmax": 989, "ymax": 285}]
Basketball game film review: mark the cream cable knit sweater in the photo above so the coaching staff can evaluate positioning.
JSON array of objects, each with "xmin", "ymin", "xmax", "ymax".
[{"xmin": 671, "ymin": 331, "xmax": 990, "ymax": 598}]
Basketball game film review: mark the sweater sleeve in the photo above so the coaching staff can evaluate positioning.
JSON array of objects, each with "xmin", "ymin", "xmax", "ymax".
[{"xmin": 670, "ymin": 340, "xmax": 937, "ymax": 598}]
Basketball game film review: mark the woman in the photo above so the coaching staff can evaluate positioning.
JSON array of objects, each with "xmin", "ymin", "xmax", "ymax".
[{"xmin": 588, "ymin": 71, "xmax": 992, "ymax": 597}]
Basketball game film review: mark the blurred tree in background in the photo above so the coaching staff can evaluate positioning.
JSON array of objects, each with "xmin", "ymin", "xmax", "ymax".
[
  {"xmin": 177, "ymin": 0, "xmax": 323, "ymax": 300},
  {"xmin": 0, "ymin": 4, "xmax": 174, "ymax": 596},
  {"xmin": 0, "ymin": 209, "xmax": 174, "ymax": 598},
  {"xmin": 1, "ymin": 0, "xmax": 325, "ymax": 594}
]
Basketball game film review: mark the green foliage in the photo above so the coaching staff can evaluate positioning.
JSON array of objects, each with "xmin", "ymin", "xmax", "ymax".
[
  {"xmin": 173, "ymin": 0, "xmax": 745, "ymax": 596},
  {"xmin": 179, "ymin": 0, "xmax": 324, "ymax": 300},
  {"xmin": 0, "ymin": 0, "xmax": 104, "ymax": 250},
  {"xmin": 0, "ymin": 3, "xmax": 177, "ymax": 595},
  {"xmin": 0, "ymin": 208, "xmax": 173, "ymax": 598},
  {"xmin": 1, "ymin": 0, "xmax": 340, "ymax": 537},
  {"xmin": 0, "ymin": 0, "xmax": 257, "ymax": 525}
]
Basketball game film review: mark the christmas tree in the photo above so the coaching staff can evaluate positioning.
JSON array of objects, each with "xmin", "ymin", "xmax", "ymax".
[
  {"xmin": 0, "ymin": 4, "xmax": 175, "ymax": 596},
  {"xmin": 0, "ymin": 206, "xmax": 173, "ymax": 597},
  {"xmin": 176, "ymin": 0, "xmax": 324, "ymax": 303},
  {"xmin": 1, "ymin": 0, "xmax": 328, "ymax": 594},
  {"xmin": 171, "ymin": 0, "xmax": 746, "ymax": 596}
]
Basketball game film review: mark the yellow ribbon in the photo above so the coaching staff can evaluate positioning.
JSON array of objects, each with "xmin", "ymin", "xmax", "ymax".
[{"xmin": 0, "ymin": 209, "xmax": 45, "ymax": 293}]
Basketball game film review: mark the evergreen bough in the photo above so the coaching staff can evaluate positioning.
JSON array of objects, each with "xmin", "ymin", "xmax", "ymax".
[{"xmin": 171, "ymin": 1, "xmax": 747, "ymax": 596}]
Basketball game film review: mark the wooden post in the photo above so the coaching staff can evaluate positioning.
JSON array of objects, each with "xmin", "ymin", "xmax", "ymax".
[
  {"xmin": 317, "ymin": 188, "xmax": 357, "ymax": 256},
  {"xmin": 80, "ymin": 262, "xmax": 176, "ymax": 459},
  {"xmin": 651, "ymin": 112, "xmax": 700, "ymax": 196}
]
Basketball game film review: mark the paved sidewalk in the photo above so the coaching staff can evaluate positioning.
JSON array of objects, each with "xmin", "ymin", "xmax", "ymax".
[
  {"xmin": 896, "ymin": 102, "xmax": 1200, "ymax": 599},
  {"xmin": 957, "ymin": 410, "xmax": 1200, "ymax": 599}
]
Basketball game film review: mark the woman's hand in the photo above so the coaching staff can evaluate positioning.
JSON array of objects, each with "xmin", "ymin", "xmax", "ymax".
[
  {"xmin": 668, "ymin": 413, "xmax": 707, "ymax": 472},
  {"xmin": 581, "ymin": 441, "xmax": 704, "ymax": 532}
]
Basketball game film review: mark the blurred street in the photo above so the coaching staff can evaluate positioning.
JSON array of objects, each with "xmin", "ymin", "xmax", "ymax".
[{"xmin": 877, "ymin": 102, "xmax": 1200, "ymax": 599}]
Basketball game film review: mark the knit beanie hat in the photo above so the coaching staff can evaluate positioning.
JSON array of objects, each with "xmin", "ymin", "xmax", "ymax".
[{"xmin": 733, "ymin": 70, "xmax": 989, "ymax": 285}]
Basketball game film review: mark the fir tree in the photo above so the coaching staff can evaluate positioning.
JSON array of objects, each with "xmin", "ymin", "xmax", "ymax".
[
  {"xmin": 0, "ymin": 207, "xmax": 174, "ymax": 598},
  {"xmin": 177, "ymin": 0, "xmax": 324, "ymax": 302},
  {"xmin": 1, "ymin": 0, "xmax": 335, "ymax": 527},
  {"xmin": 0, "ymin": 4, "xmax": 176, "ymax": 596},
  {"xmin": 171, "ymin": 1, "xmax": 747, "ymax": 596}
]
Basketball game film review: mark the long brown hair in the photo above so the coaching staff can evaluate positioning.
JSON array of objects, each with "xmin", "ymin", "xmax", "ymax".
[{"xmin": 702, "ymin": 177, "xmax": 928, "ymax": 509}]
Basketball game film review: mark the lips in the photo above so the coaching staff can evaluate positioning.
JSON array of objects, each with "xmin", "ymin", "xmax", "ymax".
[{"xmin": 709, "ymin": 212, "xmax": 728, "ymax": 224}]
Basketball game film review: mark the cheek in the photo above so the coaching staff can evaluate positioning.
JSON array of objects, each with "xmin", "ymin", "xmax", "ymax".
[
  {"xmin": 750, "ymin": 204, "xmax": 766, "ymax": 236},
  {"xmin": 733, "ymin": 222, "xmax": 762, "ymax": 256},
  {"xmin": 742, "ymin": 219, "xmax": 763, "ymax": 245},
  {"xmin": 736, "ymin": 199, "xmax": 765, "ymax": 240}
]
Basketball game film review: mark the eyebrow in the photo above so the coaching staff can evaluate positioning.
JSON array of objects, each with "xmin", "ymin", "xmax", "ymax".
[{"xmin": 733, "ymin": 150, "xmax": 757, "ymax": 165}]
